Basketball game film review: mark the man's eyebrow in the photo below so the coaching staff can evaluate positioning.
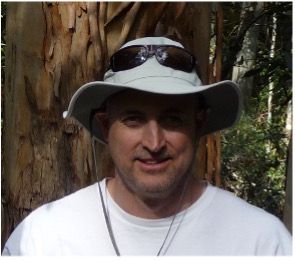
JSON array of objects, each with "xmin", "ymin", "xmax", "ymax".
[
  {"xmin": 162, "ymin": 108, "xmax": 187, "ymax": 114},
  {"xmin": 118, "ymin": 110, "xmax": 144, "ymax": 116},
  {"xmin": 121, "ymin": 108, "xmax": 185, "ymax": 114}
]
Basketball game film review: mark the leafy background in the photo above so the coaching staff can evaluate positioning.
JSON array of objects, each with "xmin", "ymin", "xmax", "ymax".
[
  {"xmin": 220, "ymin": 2, "xmax": 292, "ymax": 219},
  {"xmin": 1, "ymin": 2, "xmax": 292, "ymax": 220}
]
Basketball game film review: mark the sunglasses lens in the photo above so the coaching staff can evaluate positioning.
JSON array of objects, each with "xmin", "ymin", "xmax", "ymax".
[
  {"xmin": 112, "ymin": 46, "xmax": 147, "ymax": 71},
  {"xmin": 156, "ymin": 46, "xmax": 194, "ymax": 72}
]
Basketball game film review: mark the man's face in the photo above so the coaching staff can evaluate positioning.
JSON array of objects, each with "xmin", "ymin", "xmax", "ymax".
[{"xmin": 96, "ymin": 90, "xmax": 207, "ymax": 200}]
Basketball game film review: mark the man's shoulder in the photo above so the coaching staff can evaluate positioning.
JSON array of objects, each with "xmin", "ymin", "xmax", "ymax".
[
  {"xmin": 208, "ymin": 185, "xmax": 287, "ymax": 230},
  {"xmin": 7, "ymin": 182, "xmax": 101, "ymax": 241},
  {"xmin": 34, "ymin": 182, "xmax": 99, "ymax": 217},
  {"xmin": 209, "ymin": 184, "xmax": 264, "ymax": 211},
  {"xmin": 2, "ymin": 182, "xmax": 106, "ymax": 255}
]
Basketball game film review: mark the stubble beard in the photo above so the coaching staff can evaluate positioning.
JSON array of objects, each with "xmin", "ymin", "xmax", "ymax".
[{"xmin": 115, "ymin": 160, "xmax": 194, "ymax": 202}]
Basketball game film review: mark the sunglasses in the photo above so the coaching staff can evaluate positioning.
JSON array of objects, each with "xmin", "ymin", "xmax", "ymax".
[{"xmin": 109, "ymin": 45, "xmax": 196, "ymax": 73}]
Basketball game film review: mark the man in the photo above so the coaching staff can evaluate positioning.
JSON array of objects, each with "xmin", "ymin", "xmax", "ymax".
[{"xmin": 2, "ymin": 37, "xmax": 292, "ymax": 256}]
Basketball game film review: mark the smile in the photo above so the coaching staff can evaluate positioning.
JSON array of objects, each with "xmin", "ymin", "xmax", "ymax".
[
  {"xmin": 136, "ymin": 158, "xmax": 171, "ymax": 172},
  {"xmin": 138, "ymin": 158, "xmax": 170, "ymax": 164},
  {"xmin": 145, "ymin": 161, "xmax": 160, "ymax": 165}
]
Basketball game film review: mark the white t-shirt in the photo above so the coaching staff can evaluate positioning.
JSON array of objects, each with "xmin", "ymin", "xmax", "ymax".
[{"xmin": 2, "ymin": 178, "xmax": 292, "ymax": 256}]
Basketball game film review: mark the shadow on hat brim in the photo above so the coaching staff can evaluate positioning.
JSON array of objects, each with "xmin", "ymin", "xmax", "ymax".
[{"xmin": 64, "ymin": 80, "xmax": 242, "ymax": 144}]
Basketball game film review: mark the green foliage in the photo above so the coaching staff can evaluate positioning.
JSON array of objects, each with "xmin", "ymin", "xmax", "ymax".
[
  {"xmin": 220, "ymin": 2, "xmax": 292, "ymax": 219},
  {"xmin": 221, "ymin": 108, "xmax": 289, "ymax": 219}
]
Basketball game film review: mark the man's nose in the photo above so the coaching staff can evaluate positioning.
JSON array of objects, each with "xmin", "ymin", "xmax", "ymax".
[{"xmin": 142, "ymin": 120, "xmax": 166, "ymax": 152}]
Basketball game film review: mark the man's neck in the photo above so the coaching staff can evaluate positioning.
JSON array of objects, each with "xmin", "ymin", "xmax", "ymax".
[{"xmin": 106, "ymin": 175, "xmax": 206, "ymax": 219}]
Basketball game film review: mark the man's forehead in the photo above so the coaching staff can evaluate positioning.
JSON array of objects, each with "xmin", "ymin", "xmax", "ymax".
[
  {"xmin": 105, "ymin": 90, "xmax": 199, "ymax": 117},
  {"xmin": 107, "ymin": 89, "xmax": 198, "ymax": 106}
]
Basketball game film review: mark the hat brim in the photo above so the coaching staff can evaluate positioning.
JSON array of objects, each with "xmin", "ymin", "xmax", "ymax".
[{"xmin": 64, "ymin": 79, "xmax": 242, "ymax": 144}]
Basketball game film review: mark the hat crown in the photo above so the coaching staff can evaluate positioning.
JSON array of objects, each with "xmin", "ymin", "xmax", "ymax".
[
  {"xmin": 104, "ymin": 37, "xmax": 202, "ymax": 88},
  {"xmin": 120, "ymin": 37, "xmax": 184, "ymax": 48}
]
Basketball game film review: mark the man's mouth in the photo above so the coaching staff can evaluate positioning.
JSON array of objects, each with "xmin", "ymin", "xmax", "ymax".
[
  {"xmin": 138, "ymin": 158, "xmax": 170, "ymax": 164},
  {"xmin": 134, "ymin": 157, "xmax": 172, "ymax": 173}
]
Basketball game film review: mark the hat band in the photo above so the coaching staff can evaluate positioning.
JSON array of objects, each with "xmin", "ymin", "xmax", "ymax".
[{"xmin": 104, "ymin": 58, "xmax": 202, "ymax": 87}]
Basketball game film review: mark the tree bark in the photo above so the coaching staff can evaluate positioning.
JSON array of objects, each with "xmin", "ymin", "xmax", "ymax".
[
  {"xmin": 2, "ymin": 2, "xmax": 214, "ymax": 247},
  {"xmin": 231, "ymin": 2, "xmax": 263, "ymax": 108}
]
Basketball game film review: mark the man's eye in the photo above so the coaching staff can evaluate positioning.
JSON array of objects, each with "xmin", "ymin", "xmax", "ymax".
[
  {"xmin": 122, "ymin": 116, "xmax": 144, "ymax": 126},
  {"xmin": 168, "ymin": 115, "xmax": 181, "ymax": 121},
  {"xmin": 163, "ymin": 115, "xmax": 183, "ymax": 126}
]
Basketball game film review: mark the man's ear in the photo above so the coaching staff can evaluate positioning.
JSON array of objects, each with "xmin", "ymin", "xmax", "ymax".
[{"xmin": 95, "ymin": 112, "xmax": 110, "ymax": 142}]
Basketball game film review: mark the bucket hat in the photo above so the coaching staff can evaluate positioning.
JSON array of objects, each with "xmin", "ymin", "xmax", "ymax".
[{"xmin": 63, "ymin": 37, "xmax": 242, "ymax": 144}]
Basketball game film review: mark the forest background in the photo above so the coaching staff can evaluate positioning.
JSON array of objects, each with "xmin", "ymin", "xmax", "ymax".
[{"xmin": 1, "ymin": 1, "xmax": 292, "ymax": 247}]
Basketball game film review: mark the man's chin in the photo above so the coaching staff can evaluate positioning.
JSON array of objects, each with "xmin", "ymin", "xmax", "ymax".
[{"xmin": 132, "ymin": 176, "xmax": 180, "ymax": 200}]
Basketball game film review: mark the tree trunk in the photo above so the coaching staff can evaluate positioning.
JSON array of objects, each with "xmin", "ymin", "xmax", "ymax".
[
  {"xmin": 231, "ymin": 2, "xmax": 263, "ymax": 108},
  {"xmin": 2, "ymin": 2, "xmax": 214, "ymax": 247}
]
